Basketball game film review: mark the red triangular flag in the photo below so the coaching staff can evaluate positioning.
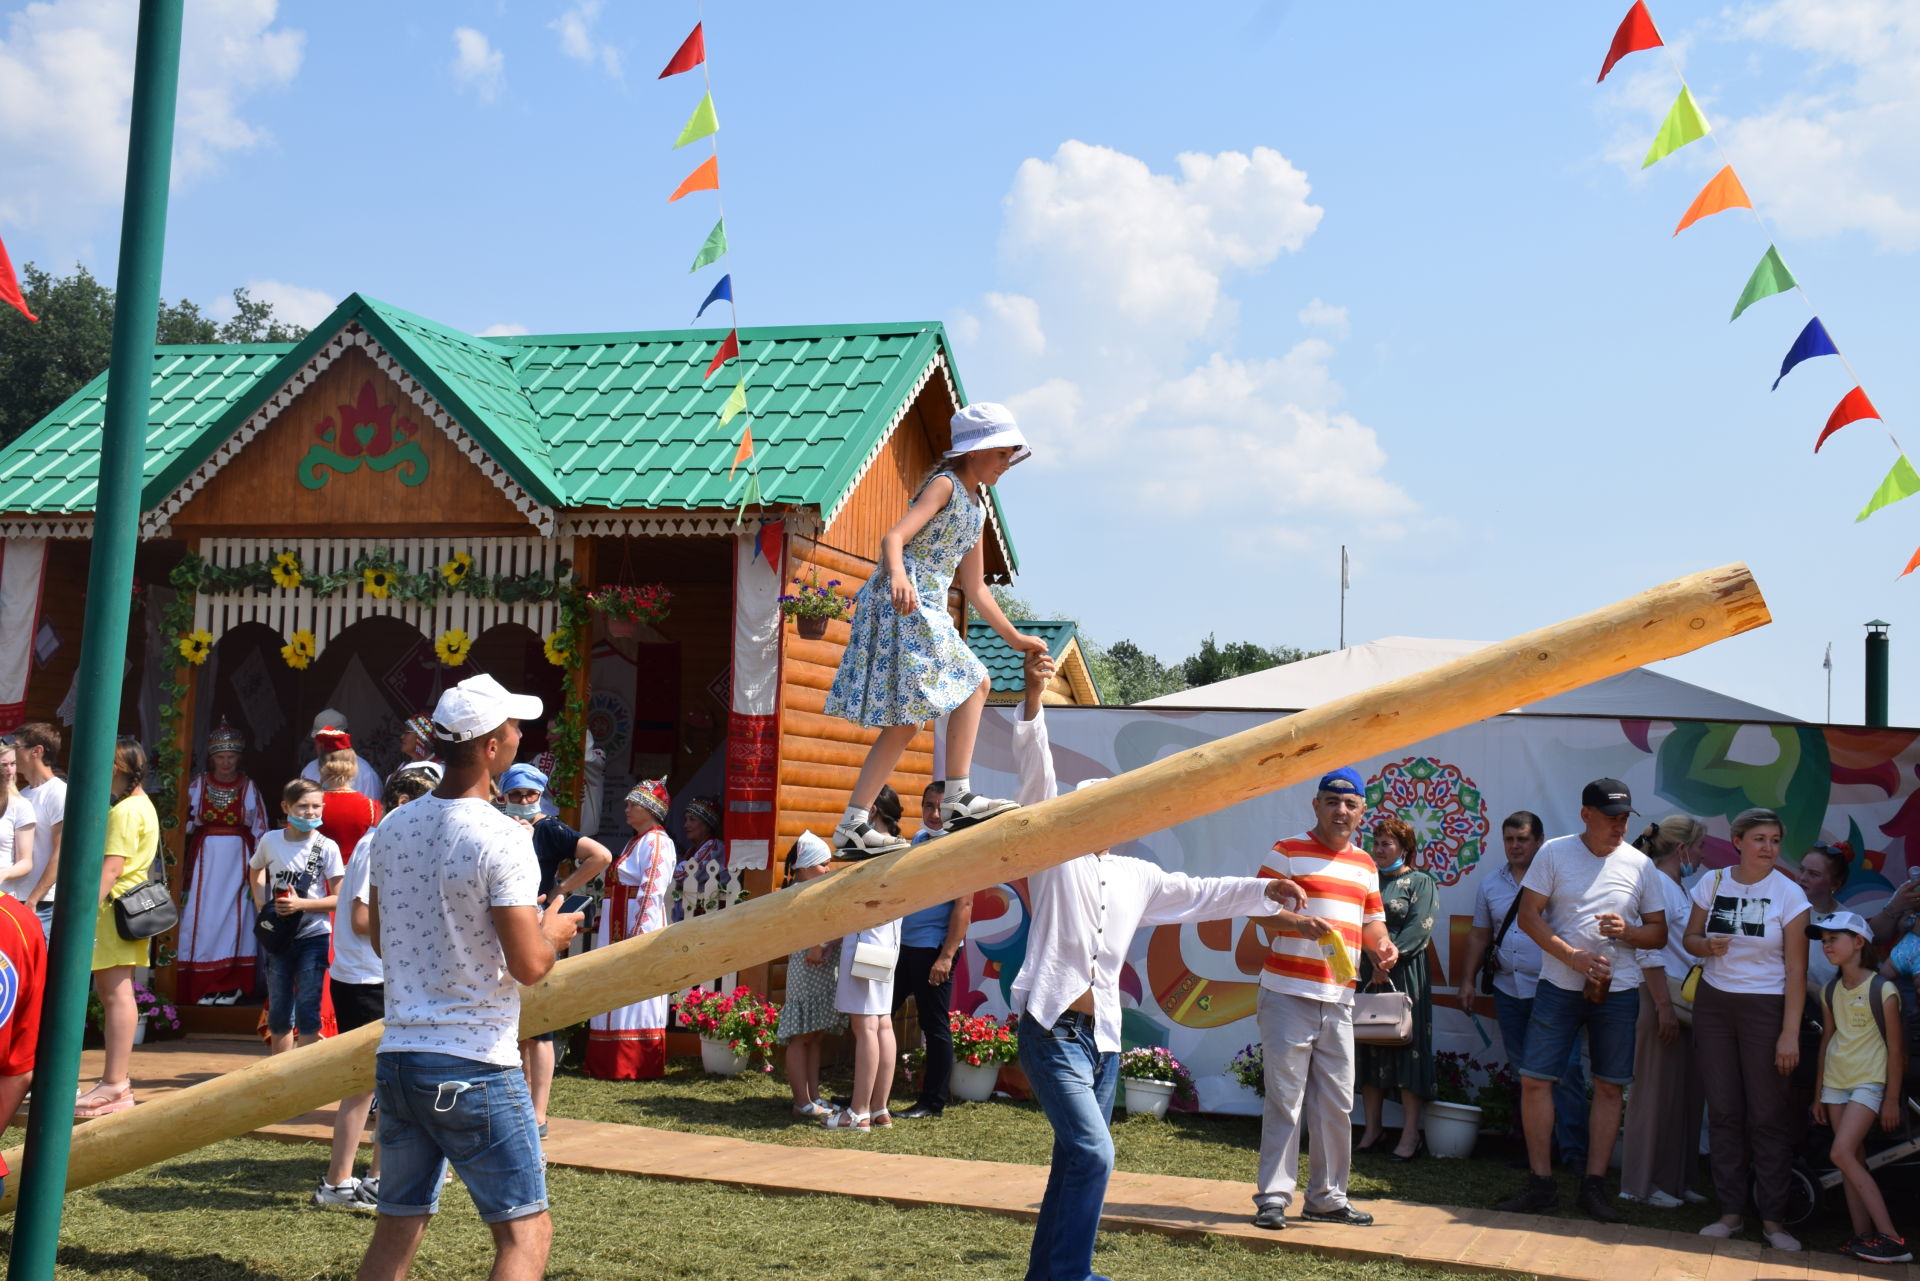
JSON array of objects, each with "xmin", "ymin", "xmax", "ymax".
[
  {"xmin": 730, "ymin": 423, "xmax": 753, "ymax": 478},
  {"xmin": 0, "ymin": 234, "xmax": 38, "ymax": 323},
  {"xmin": 1816, "ymin": 386, "xmax": 1880, "ymax": 453},
  {"xmin": 669, "ymin": 155, "xmax": 720, "ymax": 203},
  {"xmin": 755, "ymin": 518, "xmax": 784, "ymax": 570},
  {"xmin": 1901, "ymin": 546, "xmax": 1920, "ymax": 579},
  {"xmin": 703, "ymin": 328, "xmax": 739, "ymax": 381},
  {"xmin": 658, "ymin": 23, "xmax": 705, "ymax": 78},
  {"xmin": 1598, "ymin": 1, "xmax": 1663, "ymax": 82}
]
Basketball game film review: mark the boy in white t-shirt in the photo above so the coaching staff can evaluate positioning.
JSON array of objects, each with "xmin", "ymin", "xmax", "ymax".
[{"xmin": 248, "ymin": 779, "xmax": 344, "ymax": 1055}]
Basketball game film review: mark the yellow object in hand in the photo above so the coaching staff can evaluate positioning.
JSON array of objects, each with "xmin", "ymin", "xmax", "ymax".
[{"xmin": 1318, "ymin": 931, "xmax": 1356, "ymax": 984}]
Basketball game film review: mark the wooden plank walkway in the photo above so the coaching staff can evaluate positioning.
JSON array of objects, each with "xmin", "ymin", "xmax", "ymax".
[{"xmin": 53, "ymin": 1038, "xmax": 1910, "ymax": 1281}]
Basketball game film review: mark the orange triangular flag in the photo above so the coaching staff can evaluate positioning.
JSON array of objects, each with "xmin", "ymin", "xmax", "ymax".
[
  {"xmin": 1902, "ymin": 546, "xmax": 1920, "ymax": 579},
  {"xmin": 669, "ymin": 155, "xmax": 720, "ymax": 203},
  {"xmin": 730, "ymin": 424, "xmax": 753, "ymax": 478},
  {"xmin": 1673, "ymin": 166, "xmax": 1751, "ymax": 236}
]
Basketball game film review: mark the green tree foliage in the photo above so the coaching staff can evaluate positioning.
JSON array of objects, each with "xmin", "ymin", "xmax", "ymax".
[
  {"xmin": 0, "ymin": 263, "xmax": 310, "ymax": 444},
  {"xmin": 987, "ymin": 586, "xmax": 1320, "ymax": 705}
]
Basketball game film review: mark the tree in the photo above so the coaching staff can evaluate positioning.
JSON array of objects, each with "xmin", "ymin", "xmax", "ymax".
[
  {"xmin": 1096, "ymin": 640, "xmax": 1186, "ymax": 705},
  {"xmin": 0, "ymin": 264, "xmax": 310, "ymax": 444},
  {"xmin": 1180, "ymin": 634, "xmax": 1326, "ymax": 689}
]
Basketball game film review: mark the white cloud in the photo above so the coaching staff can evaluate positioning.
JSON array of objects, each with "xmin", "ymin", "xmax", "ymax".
[
  {"xmin": 0, "ymin": 0, "xmax": 303, "ymax": 233},
  {"xmin": 1297, "ymin": 298, "xmax": 1349, "ymax": 338},
  {"xmin": 551, "ymin": 1, "xmax": 620, "ymax": 77},
  {"xmin": 477, "ymin": 322, "xmax": 530, "ymax": 337},
  {"xmin": 451, "ymin": 27, "xmax": 504, "ymax": 101},
  {"xmin": 957, "ymin": 142, "xmax": 1403, "ymax": 537},
  {"xmin": 216, "ymin": 279, "xmax": 335, "ymax": 329}
]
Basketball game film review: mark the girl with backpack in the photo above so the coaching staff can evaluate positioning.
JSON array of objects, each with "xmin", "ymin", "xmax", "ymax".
[{"xmin": 1810, "ymin": 911, "xmax": 1910, "ymax": 1265}]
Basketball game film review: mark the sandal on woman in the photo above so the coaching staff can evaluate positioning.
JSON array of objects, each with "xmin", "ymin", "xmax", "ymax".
[
  {"xmin": 821, "ymin": 1108, "xmax": 870, "ymax": 1133},
  {"xmin": 792, "ymin": 1100, "xmax": 832, "ymax": 1120},
  {"xmin": 870, "ymin": 1109, "xmax": 894, "ymax": 1129},
  {"xmin": 74, "ymin": 1082, "xmax": 134, "ymax": 1118}
]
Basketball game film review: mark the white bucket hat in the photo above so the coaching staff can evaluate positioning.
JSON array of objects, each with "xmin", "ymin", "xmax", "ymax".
[{"xmin": 945, "ymin": 403, "xmax": 1031, "ymax": 466}]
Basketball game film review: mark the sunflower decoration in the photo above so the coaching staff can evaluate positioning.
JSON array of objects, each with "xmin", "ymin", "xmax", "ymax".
[
  {"xmin": 270, "ymin": 550, "xmax": 304, "ymax": 590},
  {"xmin": 280, "ymin": 630, "xmax": 316, "ymax": 671},
  {"xmin": 440, "ymin": 551, "xmax": 474, "ymax": 588},
  {"xmin": 542, "ymin": 629, "xmax": 572, "ymax": 667},
  {"xmin": 434, "ymin": 628, "xmax": 473, "ymax": 667},
  {"xmin": 363, "ymin": 566, "xmax": 397, "ymax": 599},
  {"xmin": 177, "ymin": 629, "xmax": 213, "ymax": 666}
]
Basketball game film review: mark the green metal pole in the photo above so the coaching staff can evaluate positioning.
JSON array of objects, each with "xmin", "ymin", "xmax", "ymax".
[{"xmin": 7, "ymin": 1, "xmax": 183, "ymax": 1274}]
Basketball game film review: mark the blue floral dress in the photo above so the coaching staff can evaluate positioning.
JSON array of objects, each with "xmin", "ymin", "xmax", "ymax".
[{"xmin": 825, "ymin": 471, "xmax": 990, "ymax": 727}]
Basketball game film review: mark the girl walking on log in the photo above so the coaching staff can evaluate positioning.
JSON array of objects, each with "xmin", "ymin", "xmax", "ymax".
[{"xmin": 824, "ymin": 403, "xmax": 1045, "ymax": 858}]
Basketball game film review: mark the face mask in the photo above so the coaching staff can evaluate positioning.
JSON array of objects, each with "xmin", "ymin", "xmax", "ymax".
[
  {"xmin": 287, "ymin": 814, "xmax": 322, "ymax": 833},
  {"xmin": 1379, "ymin": 857, "xmax": 1405, "ymax": 874},
  {"xmin": 502, "ymin": 802, "xmax": 541, "ymax": 820}
]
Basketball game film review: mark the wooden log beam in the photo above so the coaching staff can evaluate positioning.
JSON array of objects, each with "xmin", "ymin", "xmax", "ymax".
[{"xmin": 0, "ymin": 563, "xmax": 1768, "ymax": 1208}]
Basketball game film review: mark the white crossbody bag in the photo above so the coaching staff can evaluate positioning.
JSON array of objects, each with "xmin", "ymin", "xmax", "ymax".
[{"xmin": 849, "ymin": 941, "xmax": 899, "ymax": 983}]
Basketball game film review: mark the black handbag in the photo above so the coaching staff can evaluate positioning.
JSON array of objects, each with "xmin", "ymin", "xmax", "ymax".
[
  {"xmin": 253, "ymin": 841, "xmax": 322, "ymax": 954},
  {"xmin": 112, "ymin": 866, "xmax": 177, "ymax": 941},
  {"xmin": 1478, "ymin": 891, "xmax": 1523, "ymax": 997}
]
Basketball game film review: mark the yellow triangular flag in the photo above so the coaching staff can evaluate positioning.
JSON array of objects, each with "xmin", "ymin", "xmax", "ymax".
[{"xmin": 674, "ymin": 92, "xmax": 718, "ymax": 148}]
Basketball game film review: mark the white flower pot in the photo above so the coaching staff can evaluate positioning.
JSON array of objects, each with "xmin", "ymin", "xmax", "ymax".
[
  {"xmin": 950, "ymin": 1059, "xmax": 1001, "ymax": 1102},
  {"xmin": 132, "ymin": 1017, "xmax": 147, "ymax": 1046},
  {"xmin": 1123, "ymin": 1078, "xmax": 1176, "ymax": 1119},
  {"xmin": 1423, "ymin": 1099, "xmax": 1482, "ymax": 1159},
  {"xmin": 699, "ymin": 1036, "xmax": 749, "ymax": 1076}
]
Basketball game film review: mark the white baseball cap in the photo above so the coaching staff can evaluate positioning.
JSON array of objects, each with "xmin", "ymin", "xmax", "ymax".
[
  {"xmin": 312, "ymin": 708, "xmax": 348, "ymax": 735},
  {"xmin": 1808, "ymin": 910, "xmax": 1874, "ymax": 943},
  {"xmin": 431, "ymin": 674, "xmax": 542, "ymax": 743},
  {"xmin": 944, "ymin": 403, "xmax": 1031, "ymax": 466}
]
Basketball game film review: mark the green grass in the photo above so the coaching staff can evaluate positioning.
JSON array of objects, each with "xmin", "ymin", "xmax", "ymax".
[
  {"xmin": 1, "ymin": 1134, "xmax": 1505, "ymax": 1281},
  {"xmin": 548, "ymin": 1057, "xmax": 1905, "ymax": 1254}
]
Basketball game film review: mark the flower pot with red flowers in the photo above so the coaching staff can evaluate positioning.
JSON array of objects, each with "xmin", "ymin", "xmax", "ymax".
[
  {"xmin": 588, "ymin": 583, "xmax": 672, "ymax": 640},
  {"xmin": 778, "ymin": 571, "xmax": 852, "ymax": 641},
  {"xmin": 948, "ymin": 1010, "xmax": 1019, "ymax": 1103},
  {"xmin": 672, "ymin": 985, "xmax": 781, "ymax": 1075}
]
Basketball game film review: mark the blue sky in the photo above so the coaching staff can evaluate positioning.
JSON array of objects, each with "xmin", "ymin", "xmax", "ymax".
[{"xmin": 4, "ymin": 0, "xmax": 1919, "ymax": 723}]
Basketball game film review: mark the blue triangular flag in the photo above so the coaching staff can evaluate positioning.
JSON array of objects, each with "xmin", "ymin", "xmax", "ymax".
[
  {"xmin": 695, "ymin": 273, "xmax": 733, "ymax": 321},
  {"xmin": 1772, "ymin": 317, "xmax": 1838, "ymax": 391}
]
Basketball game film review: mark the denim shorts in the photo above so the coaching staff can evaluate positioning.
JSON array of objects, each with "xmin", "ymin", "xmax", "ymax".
[
  {"xmin": 1821, "ymin": 1082, "xmax": 1886, "ymax": 1112},
  {"xmin": 1520, "ymin": 980, "xmax": 1639, "ymax": 1085},
  {"xmin": 374, "ymin": 1051, "xmax": 548, "ymax": 1223},
  {"xmin": 262, "ymin": 933, "xmax": 329, "ymax": 1035}
]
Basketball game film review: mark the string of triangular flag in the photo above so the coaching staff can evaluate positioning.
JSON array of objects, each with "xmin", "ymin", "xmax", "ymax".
[
  {"xmin": 1598, "ymin": 2, "xmax": 1912, "ymax": 569},
  {"xmin": 0, "ymin": 231, "xmax": 38, "ymax": 323},
  {"xmin": 660, "ymin": 15, "xmax": 759, "ymax": 521}
]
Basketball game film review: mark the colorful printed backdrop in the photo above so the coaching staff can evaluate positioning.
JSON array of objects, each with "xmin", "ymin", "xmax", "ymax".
[{"xmin": 956, "ymin": 707, "xmax": 1919, "ymax": 1115}]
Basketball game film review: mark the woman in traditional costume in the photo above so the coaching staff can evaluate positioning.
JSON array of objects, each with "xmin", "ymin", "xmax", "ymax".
[
  {"xmin": 584, "ymin": 779, "xmax": 677, "ymax": 1080},
  {"xmin": 178, "ymin": 723, "xmax": 269, "ymax": 1005},
  {"xmin": 676, "ymin": 795, "xmax": 728, "ymax": 920}
]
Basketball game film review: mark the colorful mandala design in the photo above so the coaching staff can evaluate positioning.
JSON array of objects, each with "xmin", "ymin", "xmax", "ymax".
[{"xmin": 1361, "ymin": 756, "xmax": 1489, "ymax": 887}]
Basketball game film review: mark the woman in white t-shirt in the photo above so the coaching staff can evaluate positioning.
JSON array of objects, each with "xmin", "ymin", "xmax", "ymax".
[
  {"xmin": 1683, "ymin": 807, "xmax": 1810, "ymax": 1250},
  {"xmin": 0, "ymin": 741, "xmax": 38, "ymax": 895}
]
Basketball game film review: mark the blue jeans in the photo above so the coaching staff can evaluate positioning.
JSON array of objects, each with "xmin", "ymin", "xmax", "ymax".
[
  {"xmin": 1017, "ymin": 1011, "xmax": 1117, "ymax": 1281},
  {"xmin": 374, "ymin": 1052, "xmax": 548, "ymax": 1223},
  {"xmin": 33, "ymin": 902, "xmax": 52, "ymax": 940},
  {"xmin": 261, "ymin": 933, "xmax": 328, "ymax": 1035},
  {"xmin": 1494, "ymin": 988, "xmax": 1590, "ymax": 1165},
  {"xmin": 1521, "ymin": 981, "xmax": 1639, "ymax": 1085}
]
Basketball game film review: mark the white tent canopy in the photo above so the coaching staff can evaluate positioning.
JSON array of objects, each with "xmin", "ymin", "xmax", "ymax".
[{"xmin": 1139, "ymin": 635, "xmax": 1796, "ymax": 722}]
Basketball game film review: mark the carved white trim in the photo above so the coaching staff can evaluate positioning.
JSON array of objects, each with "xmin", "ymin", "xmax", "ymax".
[
  {"xmin": 559, "ymin": 510, "xmax": 822, "ymax": 540},
  {"xmin": 0, "ymin": 519, "xmax": 92, "ymax": 539},
  {"xmin": 143, "ymin": 323, "xmax": 554, "ymax": 537}
]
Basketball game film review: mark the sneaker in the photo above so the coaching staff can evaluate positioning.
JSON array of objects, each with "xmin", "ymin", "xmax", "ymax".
[
  {"xmin": 1301, "ymin": 1203, "xmax": 1373, "ymax": 1227},
  {"xmin": 1856, "ymin": 1234, "xmax": 1913, "ymax": 1265},
  {"xmin": 353, "ymin": 1178, "xmax": 380, "ymax": 1207},
  {"xmin": 1762, "ymin": 1230, "xmax": 1801, "ymax": 1252},
  {"xmin": 833, "ymin": 821, "xmax": 909, "ymax": 859},
  {"xmin": 1682, "ymin": 1188, "xmax": 1709, "ymax": 1205},
  {"xmin": 1251, "ymin": 1206, "xmax": 1287, "ymax": 1231},
  {"xmin": 1644, "ymin": 1190, "xmax": 1684, "ymax": 1210},
  {"xmin": 1838, "ymin": 1234, "xmax": 1865, "ymax": 1258},
  {"xmin": 940, "ymin": 792, "xmax": 1018, "ymax": 831},
  {"xmin": 1577, "ymin": 1176, "xmax": 1624, "ymax": 1224},
  {"xmin": 312, "ymin": 1179, "xmax": 366, "ymax": 1209},
  {"xmin": 1496, "ymin": 1174, "xmax": 1559, "ymax": 1215}
]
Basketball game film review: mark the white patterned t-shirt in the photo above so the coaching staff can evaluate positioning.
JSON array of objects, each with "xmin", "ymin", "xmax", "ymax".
[{"xmin": 368, "ymin": 794, "xmax": 541, "ymax": 1067}]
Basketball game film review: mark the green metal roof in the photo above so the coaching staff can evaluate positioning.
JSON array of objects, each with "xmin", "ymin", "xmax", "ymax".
[
  {"xmin": 0, "ymin": 293, "xmax": 1017, "ymax": 569},
  {"xmin": 967, "ymin": 620, "xmax": 1084, "ymax": 694}
]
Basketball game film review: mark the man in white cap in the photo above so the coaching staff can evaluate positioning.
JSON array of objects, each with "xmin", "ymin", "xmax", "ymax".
[
  {"xmin": 301, "ymin": 709, "xmax": 383, "ymax": 798},
  {"xmin": 357, "ymin": 674, "xmax": 582, "ymax": 1281}
]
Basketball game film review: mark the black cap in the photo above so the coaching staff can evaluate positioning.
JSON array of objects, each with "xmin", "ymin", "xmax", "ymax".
[{"xmin": 1581, "ymin": 778, "xmax": 1637, "ymax": 816}]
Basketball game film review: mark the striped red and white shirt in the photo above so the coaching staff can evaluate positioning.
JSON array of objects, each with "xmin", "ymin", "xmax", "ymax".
[{"xmin": 1257, "ymin": 832, "xmax": 1384, "ymax": 1005}]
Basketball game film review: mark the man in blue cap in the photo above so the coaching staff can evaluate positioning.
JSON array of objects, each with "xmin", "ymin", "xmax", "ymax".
[{"xmin": 1250, "ymin": 765, "xmax": 1400, "ymax": 1231}]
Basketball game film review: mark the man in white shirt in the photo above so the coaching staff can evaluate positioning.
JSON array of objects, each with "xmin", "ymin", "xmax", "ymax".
[
  {"xmin": 357, "ymin": 676, "xmax": 582, "ymax": 1281},
  {"xmin": 1497, "ymin": 778, "xmax": 1667, "ymax": 1222},
  {"xmin": 1456, "ymin": 812, "xmax": 1589, "ymax": 1170},
  {"xmin": 301, "ymin": 709, "xmax": 384, "ymax": 799},
  {"xmin": 15, "ymin": 722, "xmax": 65, "ymax": 938},
  {"xmin": 1005, "ymin": 650, "xmax": 1304, "ymax": 1281}
]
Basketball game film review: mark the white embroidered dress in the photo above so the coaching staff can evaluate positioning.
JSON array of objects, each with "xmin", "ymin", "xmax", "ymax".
[{"xmin": 585, "ymin": 828, "xmax": 676, "ymax": 1079}]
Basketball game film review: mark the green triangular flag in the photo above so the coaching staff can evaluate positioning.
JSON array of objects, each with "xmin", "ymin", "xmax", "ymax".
[
  {"xmin": 717, "ymin": 379, "xmax": 747, "ymax": 426},
  {"xmin": 1857, "ymin": 454, "xmax": 1920, "ymax": 522},
  {"xmin": 674, "ymin": 93, "xmax": 718, "ymax": 148},
  {"xmin": 689, "ymin": 219, "xmax": 728, "ymax": 272},
  {"xmin": 733, "ymin": 469, "xmax": 762, "ymax": 525},
  {"xmin": 1642, "ymin": 86, "xmax": 1710, "ymax": 169},
  {"xmin": 1730, "ymin": 245, "xmax": 1797, "ymax": 322}
]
